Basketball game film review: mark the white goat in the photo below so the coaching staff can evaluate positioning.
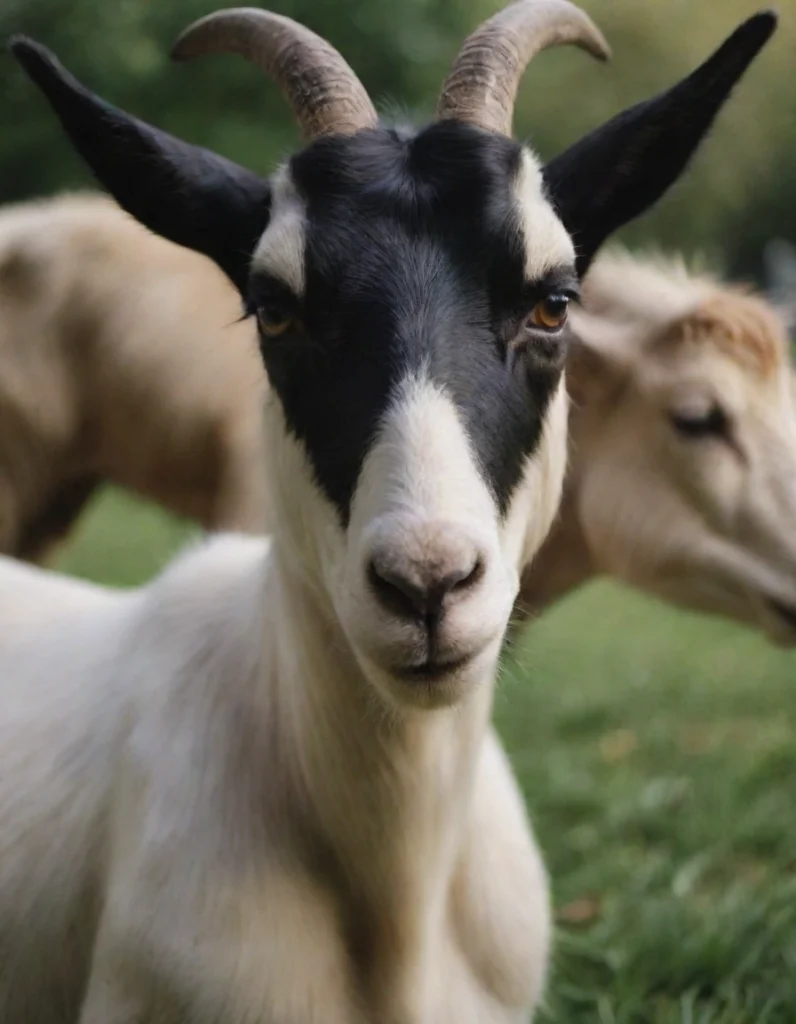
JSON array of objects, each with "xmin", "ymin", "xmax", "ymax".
[
  {"xmin": 2, "ymin": 3, "xmax": 776, "ymax": 1021},
  {"xmin": 0, "ymin": 192, "xmax": 266, "ymax": 561},
  {"xmin": 519, "ymin": 249, "xmax": 796, "ymax": 644}
]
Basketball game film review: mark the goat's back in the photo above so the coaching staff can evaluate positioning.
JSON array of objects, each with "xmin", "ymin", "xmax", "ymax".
[
  {"xmin": 0, "ymin": 193, "xmax": 268, "ymax": 558},
  {"xmin": 0, "ymin": 552, "xmax": 135, "ymax": 1019},
  {"xmin": 0, "ymin": 533, "xmax": 268, "ymax": 1020}
]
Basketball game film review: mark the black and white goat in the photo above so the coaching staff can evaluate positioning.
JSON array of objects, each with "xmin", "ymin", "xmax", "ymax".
[{"xmin": 1, "ymin": 3, "xmax": 775, "ymax": 1020}]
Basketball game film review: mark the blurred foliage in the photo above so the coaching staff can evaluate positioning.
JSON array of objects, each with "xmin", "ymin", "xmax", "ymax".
[{"xmin": 2, "ymin": 0, "xmax": 796, "ymax": 278}]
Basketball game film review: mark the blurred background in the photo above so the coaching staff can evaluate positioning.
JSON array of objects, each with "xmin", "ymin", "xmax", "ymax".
[{"xmin": 2, "ymin": 1, "xmax": 796, "ymax": 1021}]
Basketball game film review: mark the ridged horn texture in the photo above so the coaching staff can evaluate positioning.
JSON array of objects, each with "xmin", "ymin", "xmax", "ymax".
[
  {"xmin": 172, "ymin": 7, "xmax": 378, "ymax": 139},
  {"xmin": 437, "ymin": 0, "xmax": 611, "ymax": 136}
]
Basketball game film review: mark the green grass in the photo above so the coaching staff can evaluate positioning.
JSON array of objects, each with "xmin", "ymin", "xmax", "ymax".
[{"xmin": 57, "ymin": 487, "xmax": 796, "ymax": 1023}]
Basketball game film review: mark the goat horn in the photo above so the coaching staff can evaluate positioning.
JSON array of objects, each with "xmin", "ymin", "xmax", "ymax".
[
  {"xmin": 437, "ymin": 0, "xmax": 611, "ymax": 136},
  {"xmin": 172, "ymin": 7, "xmax": 378, "ymax": 140}
]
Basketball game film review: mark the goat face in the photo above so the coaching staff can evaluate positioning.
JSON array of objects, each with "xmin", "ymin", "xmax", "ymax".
[
  {"xmin": 255, "ymin": 131, "xmax": 573, "ymax": 705},
  {"xmin": 571, "ymin": 279, "xmax": 796, "ymax": 646},
  {"xmin": 11, "ymin": 5, "xmax": 778, "ymax": 686}
]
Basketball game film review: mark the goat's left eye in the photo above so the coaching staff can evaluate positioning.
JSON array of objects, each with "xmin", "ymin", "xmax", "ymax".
[
  {"xmin": 669, "ymin": 405, "xmax": 729, "ymax": 441},
  {"xmin": 528, "ymin": 295, "xmax": 569, "ymax": 331},
  {"xmin": 257, "ymin": 305, "xmax": 295, "ymax": 338}
]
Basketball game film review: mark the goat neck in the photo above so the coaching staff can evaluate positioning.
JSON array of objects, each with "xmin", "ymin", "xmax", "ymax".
[{"xmin": 264, "ymin": 530, "xmax": 493, "ymax": 1013}]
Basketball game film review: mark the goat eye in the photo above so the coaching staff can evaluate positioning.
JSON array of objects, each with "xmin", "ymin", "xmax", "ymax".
[
  {"xmin": 669, "ymin": 405, "xmax": 729, "ymax": 440},
  {"xmin": 257, "ymin": 305, "xmax": 294, "ymax": 338},
  {"xmin": 528, "ymin": 294, "xmax": 569, "ymax": 331}
]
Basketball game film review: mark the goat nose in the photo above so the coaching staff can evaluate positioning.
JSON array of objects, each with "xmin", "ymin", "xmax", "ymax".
[{"xmin": 367, "ymin": 546, "xmax": 485, "ymax": 621}]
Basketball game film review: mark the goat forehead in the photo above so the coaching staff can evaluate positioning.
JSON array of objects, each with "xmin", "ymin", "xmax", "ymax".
[
  {"xmin": 254, "ymin": 127, "xmax": 572, "ymax": 301},
  {"xmin": 645, "ymin": 342, "xmax": 781, "ymax": 410},
  {"xmin": 289, "ymin": 124, "xmax": 570, "ymax": 277},
  {"xmin": 254, "ymin": 125, "xmax": 571, "ymax": 523},
  {"xmin": 656, "ymin": 293, "xmax": 788, "ymax": 381}
]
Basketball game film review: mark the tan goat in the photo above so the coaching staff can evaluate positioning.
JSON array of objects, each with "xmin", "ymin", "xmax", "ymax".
[
  {"xmin": 519, "ymin": 249, "xmax": 796, "ymax": 644},
  {"xmin": 0, "ymin": 192, "xmax": 267, "ymax": 560}
]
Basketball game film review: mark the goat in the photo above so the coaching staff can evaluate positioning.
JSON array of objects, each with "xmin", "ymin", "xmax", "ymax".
[
  {"xmin": 0, "ymin": 192, "xmax": 266, "ymax": 561},
  {"xmin": 2, "ymin": 3, "xmax": 775, "ymax": 1021},
  {"xmin": 518, "ymin": 248, "xmax": 796, "ymax": 644}
]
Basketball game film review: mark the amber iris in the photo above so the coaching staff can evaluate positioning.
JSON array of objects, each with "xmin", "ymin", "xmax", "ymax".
[{"xmin": 529, "ymin": 295, "xmax": 569, "ymax": 330}]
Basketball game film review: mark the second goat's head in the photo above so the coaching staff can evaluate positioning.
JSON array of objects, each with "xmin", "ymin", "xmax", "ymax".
[{"xmin": 12, "ymin": 2, "xmax": 776, "ymax": 707}]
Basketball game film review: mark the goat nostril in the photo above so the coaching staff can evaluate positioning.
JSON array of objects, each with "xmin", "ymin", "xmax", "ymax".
[
  {"xmin": 449, "ymin": 555, "xmax": 484, "ymax": 593},
  {"xmin": 368, "ymin": 559, "xmax": 428, "ymax": 619},
  {"xmin": 368, "ymin": 552, "xmax": 486, "ymax": 620}
]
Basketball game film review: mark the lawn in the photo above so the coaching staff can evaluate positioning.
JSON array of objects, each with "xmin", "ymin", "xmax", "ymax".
[{"xmin": 58, "ymin": 487, "xmax": 796, "ymax": 1024}]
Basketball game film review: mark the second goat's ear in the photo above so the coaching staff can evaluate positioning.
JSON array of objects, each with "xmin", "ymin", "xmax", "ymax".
[
  {"xmin": 10, "ymin": 36, "xmax": 271, "ymax": 295},
  {"xmin": 543, "ymin": 12, "xmax": 777, "ymax": 278}
]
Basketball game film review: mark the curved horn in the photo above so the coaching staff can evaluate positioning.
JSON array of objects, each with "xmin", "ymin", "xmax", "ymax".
[
  {"xmin": 437, "ymin": 0, "xmax": 610, "ymax": 136},
  {"xmin": 172, "ymin": 7, "xmax": 378, "ymax": 139}
]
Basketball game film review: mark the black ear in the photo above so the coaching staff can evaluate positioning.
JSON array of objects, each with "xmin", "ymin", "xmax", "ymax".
[
  {"xmin": 10, "ymin": 37, "xmax": 271, "ymax": 295},
  {"xmin": 543, "ymin": 12, "xmax": 777, "ymax": 278}
]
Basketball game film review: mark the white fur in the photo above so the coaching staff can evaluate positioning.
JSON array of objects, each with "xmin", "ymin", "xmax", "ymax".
[
  {"xmin": 513, "ymin": 148, "xmax": 575, "ymax": 281},
  {"xmin": 251, "ymin": 166, "xmax": 307, "ymax": 296},
  {"xmin": 340, "ymin": 375, "xmax": 520, "ymax": 707}
]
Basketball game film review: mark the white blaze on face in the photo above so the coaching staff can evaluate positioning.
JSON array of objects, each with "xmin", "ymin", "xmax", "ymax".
[
  {"xmin": 331, "ymin": 371, "xmax": 569, "ymax": 698},
  {"xmin": 350, "ymin": 374, "xmax": 498, "ymax": 541},
  {"xmin": 334, "ymin": 374, "xmax": 509, "ymax": 695}
]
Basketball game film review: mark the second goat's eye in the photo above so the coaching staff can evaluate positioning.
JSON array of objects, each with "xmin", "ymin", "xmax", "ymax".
[
  {"xmin": 528, "ymin": 294, "xmax": 569, "ymax": 331},
  {"xmin": 669, "ymin": 404, "xmax": 729, "ymax": 441},
  {"xmin": 257, "ymin": 304, "xmax": 295, "ymax": 338}
]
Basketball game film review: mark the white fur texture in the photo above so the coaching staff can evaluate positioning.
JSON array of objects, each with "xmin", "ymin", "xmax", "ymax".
[
  {"xmin": 251, "ymin": 166, "xmax": 307, "ymax": 297},
  {"xmin": 514, "ymin": 148, "xmax": 576, "ymax": 281}
]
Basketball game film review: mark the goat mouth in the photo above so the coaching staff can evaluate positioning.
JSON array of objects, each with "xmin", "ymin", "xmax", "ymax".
[{"xmin": 398, "ymin": 653, "xmax": 474, "ymax": 684}]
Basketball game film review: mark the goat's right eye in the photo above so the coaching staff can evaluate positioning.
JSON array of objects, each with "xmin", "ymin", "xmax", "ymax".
[
  {"xmin": 257, "ymin": 305, "xmax": 295, "ymax": 338},
  {"xmin": 527, "ymin": 294, "xmax": 569, "ymax": 331}
]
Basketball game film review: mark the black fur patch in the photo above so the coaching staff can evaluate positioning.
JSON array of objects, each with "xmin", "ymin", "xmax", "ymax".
[{"xmin": 252, "ymin": 123, "xmax": 574, "ymax": 523}]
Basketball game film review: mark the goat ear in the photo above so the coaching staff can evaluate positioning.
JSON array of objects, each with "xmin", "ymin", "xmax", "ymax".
[
  {"xmin": 10, "ymin": 37, "xmax": 271, "ymax": 295},
  {"xmin": 543, "ymin": 12, "xmax": 777, "ymax": 278}
]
